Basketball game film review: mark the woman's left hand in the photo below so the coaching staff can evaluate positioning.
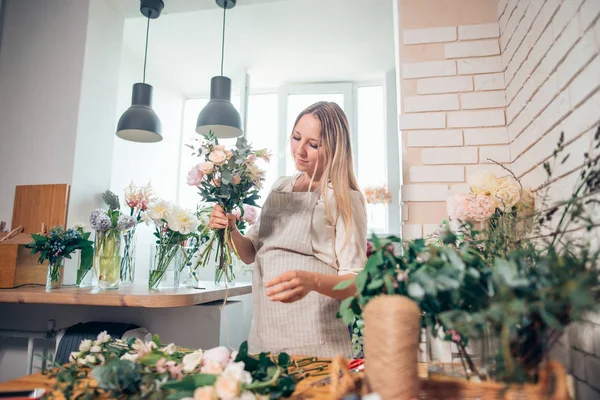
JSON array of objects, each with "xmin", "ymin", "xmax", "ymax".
[{"xmin": 265, "ymin": 270, "xmax": 317, "ymax": 303}]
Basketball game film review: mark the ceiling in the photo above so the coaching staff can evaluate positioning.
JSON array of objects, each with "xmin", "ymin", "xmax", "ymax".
[{"xmin": 116, "ymin": 0, "xmax": 396, "ymax": 96}]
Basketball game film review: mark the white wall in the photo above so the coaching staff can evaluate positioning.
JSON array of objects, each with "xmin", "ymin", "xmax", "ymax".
[
  {"xmin": 497, "ymin": 1, "xmax": 600, "ymax": 399},
  {"xmin": 0, "ymin": 0, "xmax": 89, "ymax": 225}
]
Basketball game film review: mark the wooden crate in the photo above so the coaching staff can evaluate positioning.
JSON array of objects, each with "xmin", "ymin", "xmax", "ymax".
[{"xmin": 0, "ymin": 184, "xmax": 69, "ymax": 288}]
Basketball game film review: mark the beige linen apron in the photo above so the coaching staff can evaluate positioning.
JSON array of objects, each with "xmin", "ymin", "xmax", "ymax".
[{"xmin": 248, "ymin": 178, "xmax": 352, "ymax": 358}]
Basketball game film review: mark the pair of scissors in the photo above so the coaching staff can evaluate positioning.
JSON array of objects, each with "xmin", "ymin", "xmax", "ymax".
[{"xmin": 348, "ymin": 358, "xmax": 364, "ymax": 371}]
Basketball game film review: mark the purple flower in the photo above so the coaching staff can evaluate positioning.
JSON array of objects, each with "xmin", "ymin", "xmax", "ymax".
[
  {"xmin": 90, "ymin": 209, "xmax": 111, "ymax": 232},
  {"xmin": 117, "ymin": 215, "xmax": 136, "ymax": 231}
]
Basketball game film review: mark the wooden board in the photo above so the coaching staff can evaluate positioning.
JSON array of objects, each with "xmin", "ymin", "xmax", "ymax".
[
  {"xmin": 11, "ymin": 184, "xmax": 70, "ymax": 233},
  {"xmin": 0, "ymin": 282, "xmax": 252, "ymax": 308}
]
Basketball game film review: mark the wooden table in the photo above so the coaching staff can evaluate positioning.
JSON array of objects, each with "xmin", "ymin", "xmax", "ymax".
[{"xmin": 0, "ymin": 282, "xmax": 252, "ymax": 308}]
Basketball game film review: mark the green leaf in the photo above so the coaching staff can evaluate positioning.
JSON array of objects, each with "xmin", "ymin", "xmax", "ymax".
[
  {"xmin": 366, "ymin": 279, "xmax": 384, "ymax": 291},
  {"xmin": 365, "ymin": 251, "xmax": 384, "ymax": 271},
  {"xmin": 333, "ymin": 279, "xmax": 354, "ymax": 291},
  {"xmin": 277, "ymin": 353, "xmax": 291, "ymax": 369},
  {"xmin": 355, "ymin": 271, "xmax": 368, "ymax": 293},
  {"xmin": 161, "ymin": 374, "xmax": 218, "ymax": 391},
  {"xmin": 236, "ymin": 341, "xmax": 249, "ymax": 362},
  {"xmin": 152, "ymin": 334, "xmax": 161, "ymax": 347}
]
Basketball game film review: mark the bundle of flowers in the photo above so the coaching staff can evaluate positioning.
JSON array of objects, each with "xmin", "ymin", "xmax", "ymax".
[
  {"xmin": 26, "ymin": 226, "xmax": 94, "ymax": 286},
  {"xmin": 186, "ymin": 132, "xmax": 269, "ymax": 284},
  {"xmin": 363, "ymin": 185, "xmax": 392, "ymax": 205},
  {"xmin": 142, "ymin": 199, "xmax": 200, "ymax": 289},
  {"xmin": 50, "ymin": 331, "xmax": 299, "ymax": 399}
]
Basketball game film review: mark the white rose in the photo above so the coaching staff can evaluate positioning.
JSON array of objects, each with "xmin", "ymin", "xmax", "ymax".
[
  {"xmin": 84, "ymin": 355, "xmax": 97, "ymax": 364},
  {"xmin": 79, "ymin": 339, "xmax": 92, "ymax": 352},
  {"xmin": 90, "ymin": 345, "xmax": 102, "ymax": 353},
  {"xmin": 120, "ymin": 353, "xmax": 139, "ymax": 362},
  {"xmin": 493, "ymin": 177, "xmax": 521, "ymax": 211},
  {"xmin": 193, "ymin": 386, "xmax": 218, "ymax": 400},
  {"xmin": 239, "ymin": 391, "xmax": 257, "ymax": 400},
  {"xmin": 162, "ymin": 343, "xmax": 177, "ymax": 355},
  {"xmin": 209, "ymin": 150, "xmax": 227, "ymax": 165},
  {"xmin": 69, "ymin": 352, "xmax": 80, "ymax": 362},
  {"xmin": 215, "ymin": 374, "xmax": 241, "ymax": 400},
  {"xmin": 199, "ymin": 161, "xmax": 215, "ymax": 175},
  {"xmin": 97, "ymin": 331, "xmax": 111, "ymax": 344},
  {"xmin": 468, "ymin": 170, "xmax": 498, "ymax": 195},
  {"xmin": 223, "ymin": 362, "xmax": 252, "ymax": 385},
  {"xmin": 182, "ymin": 350, "xmax": 203, "ymax": 373}
]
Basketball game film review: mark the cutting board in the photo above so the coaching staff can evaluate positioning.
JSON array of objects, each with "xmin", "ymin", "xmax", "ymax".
[{"xmin": 0, "ymin": 184, "xmax": 70, "ymax": 288}]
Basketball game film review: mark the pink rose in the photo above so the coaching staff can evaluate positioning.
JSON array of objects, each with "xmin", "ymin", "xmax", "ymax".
[
  {"xmin": 247, "ymin": 154, "xmax": 257, "ymax": 163},
  {"xmin": 203, "ymin": 346, "xmax": 231, "ymax": 368},
  {"xmin": 212, "ymin": 145, "xmax": 226, "ymax": 152},
  {"xmin": 212, "ymin": 178, "xmax": 221, "ymax": 187},
  {"xmin": 242, "ymin": 205, "xmax": 258, "ymax": 225},
  {"xmin": 209, "ymin": 150, "xmax": 227, "ymax": 165},
  {"xmin": 187, "ymin": 165, "xmax": 204, "ymax": 186},
  {"xmin": 199, "ymin": 162, "xmax": 215, "ymax": 175},
  {"xmin": 156, "ymin": 358, "xmax": 168, "ymax": 374},
  {"xmin": 232, "ymin": 174, "xmax": 242, "ymax": 185},
  {"xmin": 447, "ymin": 193, "xmax": 468, "ymax": 220},
  {"xmin": 465, "ymin": 194, "xmax": 496, "ymax": 221},
  {"xmin": 201, "ymin": 360, "xmax": 224, "ymax": 374},
  {"xmin": 225, "ymin": 150, "xmax": 233, "ymax": 160},
  {"xmin": 194, "ymin": 386, "xmax": 218, "ymax": 400}
]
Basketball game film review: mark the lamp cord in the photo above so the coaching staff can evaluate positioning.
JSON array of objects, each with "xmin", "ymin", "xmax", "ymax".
[
  {"xmin": 220, "ymin": 1, "xmax": 227, "ymax": 76},
  {"xmin": 143, "ymin": 15, "xmax": 150, "ymax": 83}
]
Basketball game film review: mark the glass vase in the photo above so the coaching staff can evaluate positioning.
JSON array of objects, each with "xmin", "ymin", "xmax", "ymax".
[
  {"xmin": 72, "ymin": 250, "xmax": 93, "ymax": 288},
  {"xmin": 149, "ymin": 244, "xmax": 184, "ymax": 290},
  {"xmin": 46, "ymin": 260, "xmax": 64, "ymax": 291},
  {"xmin": 177, "ymin": 245, "xmax": 199, "ymax": 288},
  {"xmin": 215, "ymin": 263, "xmax": 236, "ymax": 287},
  {"xmin": 120, "ymin": 226, "xmax": 137, "ymax": 284},
  {"xmin": 93, "ymin": 230, "xmax": 122, "ymax": 290}
]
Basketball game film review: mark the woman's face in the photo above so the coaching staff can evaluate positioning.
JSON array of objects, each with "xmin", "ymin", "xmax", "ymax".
[{"xmin": 291, "ymin": 114, "xmax": 326, "ymax": 177}]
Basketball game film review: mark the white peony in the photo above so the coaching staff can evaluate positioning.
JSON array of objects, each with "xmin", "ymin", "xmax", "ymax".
[
  {"xmin": 167, "ymin": 206, "xmax": 201, "ymax": 235},
  {"xmin": 200, "ymin": 360, "xmax": 224, "ymax": 375},
  {"xmin": 147, "ymin": 200, "xmax": 173, "ymax": 221},
  {"xmin": 193, "ymin": 386, "xmax": 218, "ymax": 400},
  {"xmin": 182, "ymin": 350, "xmax": 203, "ymax": 373},
  {"xmin": 140, "ymin": 211, "xmax": 153, "ymax": 226},
  {"xmin": 468, "ymin": 170, "xmax": 498, "ymax": 195},
  {"xmin": 493, "ymin": 177, "xmax": 521, "ymax": 211},
  {"xmin": 239, "ymin": 391, "xmax": 257, "ymax": 400},
  {"xmin": 215, "ymin": 374, "xmax": 241, "ymax": 400},
  {"xmin": 79, "ymin": 339, "xmax": 92, "ymax": 352},
  {"xmin": 203, "ymin": 346, "xmax": 231, "ymax": 368},
  {"xmin": 223, "ymin": 362, "xmax": 252, "ymax": 385}
]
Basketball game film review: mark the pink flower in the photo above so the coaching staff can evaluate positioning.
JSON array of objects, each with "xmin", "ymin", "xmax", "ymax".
[
  {"xmin": 203, "ymin": 346, "xmax": 231, "ymax": 368},
  {"xmin": 447, "ymin": 193, "xmax": 469, "ymax": 220},
  {"xmin": 242, "ymin": 205, "xmax": 258, "ymax": 225},
  {"xmin": 156, "ymin": 357, "xmax": 168, "ymax": 373},
  {"xmin": 465, "ymin": 194, "xmax": 496, "ymax": 221},
  {"xmin": 209, "ymin": 150, "xmax": 227, "ymax": 165},
  {"xmin": 166, "ymin": 360, "xmax": 184, "ymax": 379},
  {"xmin": 232, "ymin": 174, "xmax": 242, "ymax": 185},
  {"xmin": 247, "ymin": 154, "xmax": 257, "ymax": 163},
  {"xmin": 215, "ymin": 374, "xmax": 241, "ymax": 400},
  {"xmin": 201, "ymin": 360, "xmax": 224, "ymax": 374},
  {"xmin": 199, "ymin": 161, "xmax": 215, "ymax": 175},
  {"xmin": 212, "ymin": 178, "xmax": 221, "ymax": 187},
  {"xmin": 187, "ymin": 165, "xmax": 204, "ymax": 186}
]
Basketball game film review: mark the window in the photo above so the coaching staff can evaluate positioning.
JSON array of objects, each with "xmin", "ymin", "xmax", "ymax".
[{"xmin": 180, "ymin": 80, "xmax": 398, "ymax": 233}]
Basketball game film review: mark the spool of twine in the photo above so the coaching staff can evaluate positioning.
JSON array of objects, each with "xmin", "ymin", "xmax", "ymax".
[{"xmin": 364, "ymin": 295, "xmax": 421, "ymax": 400}]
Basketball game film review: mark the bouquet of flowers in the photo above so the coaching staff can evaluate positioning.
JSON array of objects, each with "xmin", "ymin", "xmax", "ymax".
[
  {"xmin": 143, "ymin": 199, "xmax": 200, "ymax": 289},
  {"xmin": 120, "ymin": 181, "xmax": 155, "ymax": 283},
  {"xmin": 26, "ymin": 226, "xmax": 94, "ymax": 289},
  {"xmin": 363, "ymin": 185, "xmax": 392, "ymax": 204},
  {"xmin": 90, "ymin": 191, "xmax": 137, "ymax": 289},
  {"xmin": 50, "ymin": 332, "xmax": 302, "ymax": 399},
  {"xmin": 187, "ymin": 132, "xmax": 269, "ymax": 285}
]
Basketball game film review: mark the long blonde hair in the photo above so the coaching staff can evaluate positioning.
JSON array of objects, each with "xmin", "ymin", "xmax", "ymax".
[{"xmin": 291, "ymin": 101, "xmax": 365, "ymax": 249}]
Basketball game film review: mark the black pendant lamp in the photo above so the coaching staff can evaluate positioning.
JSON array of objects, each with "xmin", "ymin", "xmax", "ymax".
[
  {"xmin": 116, "ymin": 0, "xmax": 164, "ymax": 143},
  {"xmin": 196, "ymin": 0, "xmax": 243, "ymax": 139}
]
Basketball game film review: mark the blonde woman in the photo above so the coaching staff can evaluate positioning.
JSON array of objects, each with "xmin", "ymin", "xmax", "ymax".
[{"xmin": 209, "ymin": 101, "xmax": 367, "ymax": 358}]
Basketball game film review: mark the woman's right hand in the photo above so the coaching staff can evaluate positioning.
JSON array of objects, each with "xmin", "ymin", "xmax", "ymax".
[{"xmin": 209, "ymin": 205, "xmax": 237, "ymax": 230}]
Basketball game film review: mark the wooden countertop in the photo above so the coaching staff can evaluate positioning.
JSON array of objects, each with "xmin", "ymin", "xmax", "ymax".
[{"xmin": 0, "ymin": 281, "xmax": 252, "ymax": 308}]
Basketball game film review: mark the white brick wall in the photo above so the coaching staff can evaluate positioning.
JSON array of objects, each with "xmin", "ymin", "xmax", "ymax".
[
  {"xmin": 421, "ymin": 147, "xmax": 478, "ymax": 165},
  {"xmin": 500, "ymin": 1, "xmax": 600, "ymax": 398},
  {"xmin": 417, "ymin": 76, "xmax": 473, "ymax": 94},
  {"xmin": 457, "ymin": 56, "xmax": 503, "ymax": 74},
  {"xmin": 474, "ymin": 73, "xmax": 505, "ymax": 90},
  {"xmin": 448, "ymin": 110, "xmax": 506, "ymax": 128},
  {"xmin": 401, "ymin": 185, "xmax": 448, "ymax": 202},
  {"xmin": 402, "ymin": 60, "xmax": 457, "ymax": 79},
  {"xmin": 458, "ymin": 23, "xmax": 500, "ymax": 40},
  {"xmin": 460, "ymin": 91, "xmax": 505, "ymax": 109},
  {"xmin": 410, "ymin": 165, "xmax": 465, "ymax": 182},
  {"xmin": 402, "ymin": 224, "xmax": 423, "ymax": 240},
  {"xmin": 479, "ymin": 145, "xmax": 511, "ymax": 163},
  {"xmin": 403, "ymin": 26, "xmax": 457, "ymax": 45},
  {"xmin": 445, "ymin": 39, "xmax": 501, "ymax": 58},
  {"xmin": 398, "ymin": 112, "xmax": 446, "ymax": 130},
  {"xmin": 407, "ymin": 130, "xmax": 463, "ymax": 147},
  {"xmin": 463, "ymin": 127, "xmax": 509, "ymax": 145},
  {"xmin": 404, "ymin": 94, "xmax": 460, "ymax": 112}
]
